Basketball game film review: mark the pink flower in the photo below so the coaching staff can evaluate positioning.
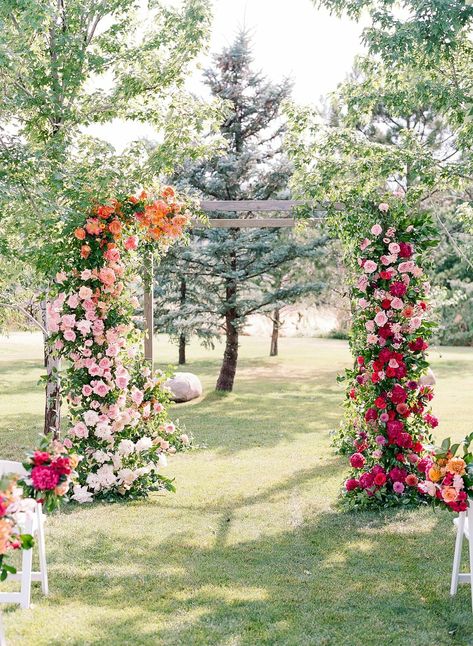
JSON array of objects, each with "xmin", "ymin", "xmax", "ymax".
[
  {"xmin": 82, "ymin": 385, "xmax": 93, "ymax": 396},
  {"xmin": 378, "ymin": 203, "xmax": 389, "ymax": 213},
  {"xmin": 153, "ymin": 402, "xmax": 164, "ymax": 413},
  {"xmin": 61, "ymin": 314, "xmax": 76, "ymax": 328},
  {"xmin": 55, "ymin": 271, "xmax": 67, "ymax": 284},
  {"xmin": 99, "ymin": 267, "xmax": 116, "ymax": 287},
  {"xmin": 124, "ymin": 236, "xmax": 138, "ymax": 251},
  {"xmin": 365, "ymin": 320, "xmax": 375, "ymax": 332},
  {"xmin": 364, "ymin": 260, "xmax": 378, "ymax": 274},
  {"xmin": 388, "ymin": 242, "xmax": 400, "ymax": 254},
  {"xmin": 63, "ymin": 438, "xmax": 73, "ymax": 449},
  {"xmin": 88, "ymin": 364, "xmax": 103, "ymax": 377},
  {"xmin": 360, "ymin": 238, "xmax": 371, "ymax": 251},
  {"xmin": 371, "ymin": 224, "xmax": 383, "ymax": 235},
  {"xmin": 83, "ymin": 410, "xmax": 99, "ymax": 426},
  {"xmin": 131, "ymin": 388, "xmax": 144, "ymax": 406},
  {"xmin": 106, "ymin": 344, "xmax": 119, "ymax": 357},
  {"xmin": 104, "ymin": 247, "xmax": 120, "ymax": 263},
  {"xmin": 67, "ymin": 294, "xmax": 80, "ymax": 309},
  {"xmin": 390, "ymin": 297, "xmax": 404, "ymax": 310},
  {"xmin": 54, "ymin": 339, "xmax": 64, "ymax": 350},
  {"xmin": 71, "ymin": 422, "xmax": 89, "ymax": 438},
  {"xmin": 63, "ymin": 329, "xmax": 76, "ymax": 342},
  {"xmin": 399, "ymin": 261, "xmax": 414, "ymax": 273},
  {"xmin": 77, "ymin": 319, "xmax": 92, "ymax": 335},
  {"xmin": 357, "ymin": 275, "xmax": 369, "ymax": 292},
  {"xmin": 81, "ymin": 269, "xmax": 92, "ymax": 280},
  {"xmin": 83, "ymin": 299, "xmax": 95, "ymax": 310},
  {"xmin": 93, "ymin": 381, "xmax": 110, "ymax": 397},
  {"xmin": 393, "ymin": 481, "xmax": 405, "ymax": 494},
  {"xmin": 79, "ymin": 286, "xmax": 93, "ymax": 300},
  {"xmin": 374, "ymin": 311, "xmax": 388, "ymax": 327}
]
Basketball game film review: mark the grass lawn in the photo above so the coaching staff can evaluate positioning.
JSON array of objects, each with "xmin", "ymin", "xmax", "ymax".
[{"xmin": 0, "ymin": 332, "xmax": 473, "ymax": 645}]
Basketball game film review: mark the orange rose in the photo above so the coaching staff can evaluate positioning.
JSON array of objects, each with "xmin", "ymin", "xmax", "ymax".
[
  {"xmin": 428, "ymin": 465, "xmax": 442, "ymax": 482},
  {"xmin": 446, "ymin": 457, "xmax": 466, "ymax": 476},
  {"xmin": 80, "ymin": 244, "xmax": 91, "ymax": 259},
  {"xmin": 74, "ymin": 227, "xmax": 86, "ymax": 240},
  {"xmin": 97, "ymin": 205, "xmax": 115, "ymax": 219},
  {"xmin": 441, "ymin": 487, "xmax": 458, "ymax": 503},
  {"xmin": 108, "ymin": 219, "xmax": 122, "ymax": 236}
]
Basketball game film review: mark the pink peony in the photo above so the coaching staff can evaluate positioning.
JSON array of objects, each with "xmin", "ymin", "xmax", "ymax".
[
  {"xmin": 393, "ymin": 481, "xmax": 405, "ymax": 494},
  {"xmin": 31, "ymin": 466, "xmax": 60, "ymax": 491}
]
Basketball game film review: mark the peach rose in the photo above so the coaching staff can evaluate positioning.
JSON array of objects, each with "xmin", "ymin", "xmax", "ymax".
[
  {"xmin": 108, "ymin": 219, "xmax": 122, "ymax": 236},
  {"xmin": 441, "ymin": 487, "xmax": 458, "ymax": 503},
  {"xmin": 446, "ymin": 457, "xmax": 466, "ymax": 476},
  {"xmin": 74, "ymin": 227, "xmax": 86, "ymax": 240}
]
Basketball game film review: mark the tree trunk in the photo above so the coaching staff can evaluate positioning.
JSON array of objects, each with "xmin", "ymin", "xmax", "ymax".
[
  {"xmin": 178, "ymin": 333, "xmax": 186, "ymax": 365},
  {"xmin": 270, "ymin": 307, "xmax": 280, "ymax": 356},
  {"xmin": 41, "ymin": 301, "xmax": 61, "ymax": 438},
  {"xmin": 178, "ymin": 277, "xmax": 187, "ymax": 365},
  {"xmin": 216, "ymin": 242, "xmax": 238, "ymax": 392}
]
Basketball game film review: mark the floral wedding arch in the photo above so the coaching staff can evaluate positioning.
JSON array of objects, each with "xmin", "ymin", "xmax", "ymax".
[{"xmin": 46, "ymin": 188, "xmax": 191, "ymax": 503}]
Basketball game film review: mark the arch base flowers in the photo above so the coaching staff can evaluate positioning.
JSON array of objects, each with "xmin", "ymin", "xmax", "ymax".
[
  {"xmin": 334, "ymin": 199, "xmax": 441, "ymax": 510},
  {"xmin": 48, "ymin": 188, "xmax": 192, "ymax": 503}
]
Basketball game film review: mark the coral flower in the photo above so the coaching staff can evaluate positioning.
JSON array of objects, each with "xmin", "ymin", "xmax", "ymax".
[
  {"xmin": 109, "ymin": 219, "xmax": 122, "ymax": 236},
  {"xmin": 81, "ymin": 244, "xmax": 91, "ymax": 259},
  {"xmin": 441, "ymin": 487, "xmax": 458, "ymax": 503},
  {"xmin": 75, "ymin": 227, "xmax": 86, "ymax": 240},
  {"xmin": 446, "ymin": 457, "xmax": 466, "ymax": 476}
]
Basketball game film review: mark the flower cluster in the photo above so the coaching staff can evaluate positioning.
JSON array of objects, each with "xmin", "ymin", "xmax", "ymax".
[
  {"xmin": 418, "ymin": 435, "xmax": 473, "ymax": 512},
  {"xmin": 0, "ymin": 477, "xmax": 34, "ymax": 580},
  {"xmin": 339, "ymin": 201, "xmax": 439, "ymax": 509},
  {"xmin": 20, "ymin": 438, "xmax": 79, "ymax": 512},
  {"xmin": 48, "ymin": 188, "xmax": 192, "ymax": 502}
]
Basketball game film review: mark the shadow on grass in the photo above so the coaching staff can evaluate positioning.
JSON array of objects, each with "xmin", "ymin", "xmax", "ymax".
[{"xmin": 24, "ymin": 493, "xmax": 473, "ymax": 646}]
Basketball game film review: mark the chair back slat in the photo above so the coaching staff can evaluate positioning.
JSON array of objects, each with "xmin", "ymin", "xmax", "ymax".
[{"xmin": 0, "ymin": 460, "xmax": 26, "ymax": 478}]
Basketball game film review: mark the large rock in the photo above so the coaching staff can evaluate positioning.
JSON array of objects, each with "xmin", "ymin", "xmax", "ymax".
[
  {"xmin": 164, "ymin": 372, "xmax": 203, "ymax": 403},
  {"xmin": 419, "ymin": 368, "xmax": 436, "ymax": 386}
]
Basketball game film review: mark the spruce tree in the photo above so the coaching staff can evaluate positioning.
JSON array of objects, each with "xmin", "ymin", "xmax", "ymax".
[{"xmin": 154, "ymin": 32, "xmax": 326, "ymax": 387}]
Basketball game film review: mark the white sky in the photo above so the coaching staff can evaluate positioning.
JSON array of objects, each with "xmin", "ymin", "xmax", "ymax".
[{"xmin": 87, "ymin": 0, "xmax": 366, "ymax": 150}]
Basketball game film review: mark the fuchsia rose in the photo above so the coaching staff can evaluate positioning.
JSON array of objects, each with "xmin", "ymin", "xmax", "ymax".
[
  {"xmin": 345, "ymin": 478, "xmax": 359, "ymax": 491},
  {"xmin": 31, "ymin": 466, "xmax": 60, "ymax": 491},
  {"xmin": 350, "ymin": 453, "xmax": 366, "ymax": 469},
  {"xmin": 391, "ymin": 385, "xmax": 407, "ymax": 404},
  {"xmin": 390, "ymin": 282, "xmax": 407, "ymax": 297},
  {"xmin": 399, "ymin": 242, "xmax": 413, "ymax": 258}
]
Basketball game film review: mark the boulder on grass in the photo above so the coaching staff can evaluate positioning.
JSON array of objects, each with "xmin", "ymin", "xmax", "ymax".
[
  {"xmin": 419, "ymin": 368, "xmax": 436, "ymax": 387},
  {"xmin": 164, "ymin": 372, "xmax": 203, "ymax": 403}
]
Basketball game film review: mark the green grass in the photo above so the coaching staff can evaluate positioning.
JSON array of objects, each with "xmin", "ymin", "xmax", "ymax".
[{"xmin": 1, "ymin": 332, "xmax": 473, "ymax": 645}]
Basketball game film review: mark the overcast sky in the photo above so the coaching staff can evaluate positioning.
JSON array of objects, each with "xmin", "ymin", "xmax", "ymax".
[{"xmin": 86, "ymin": 0, "xmax": 366, "ymax": 149}]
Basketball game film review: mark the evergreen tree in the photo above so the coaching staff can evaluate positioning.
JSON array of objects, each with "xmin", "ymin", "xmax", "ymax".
[{"xmin": 154, "ymin": 32, "xmax": 326, "ymax": 386}]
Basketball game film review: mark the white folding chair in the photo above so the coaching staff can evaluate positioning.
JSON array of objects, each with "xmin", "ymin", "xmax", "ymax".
[
  {"xmin": 451, "ymin": 499, "xmax": 473, "ymax": 610},
  {"xmin": 0, "ymin": 460, "xmax": 48, "ymax": 609}
]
